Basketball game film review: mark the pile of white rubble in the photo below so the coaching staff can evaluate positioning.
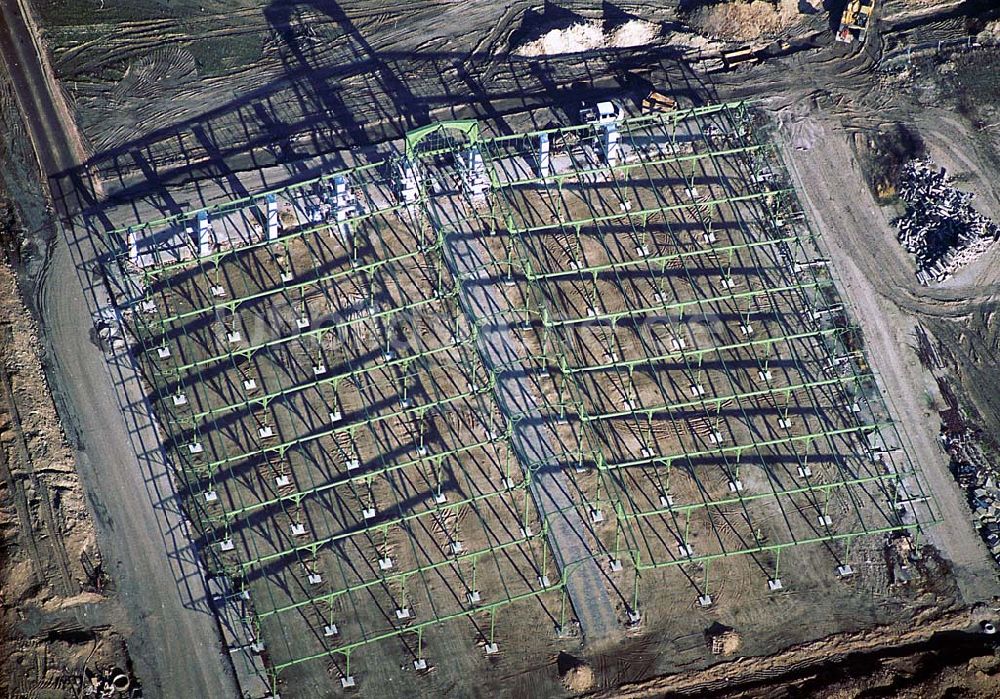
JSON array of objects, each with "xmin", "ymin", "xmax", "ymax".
[{"xmin": 894, "ymin": 159, "xmax": 999, "ymax": 284}]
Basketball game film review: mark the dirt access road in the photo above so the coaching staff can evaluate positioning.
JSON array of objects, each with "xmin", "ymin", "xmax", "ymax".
[
  {"xmin": 779, "ymin": 122, "xmax": 998, "ymax": 604},
  {"xmin": 0, "ymin": 1, "xmax": 236, "ymax": 697}
]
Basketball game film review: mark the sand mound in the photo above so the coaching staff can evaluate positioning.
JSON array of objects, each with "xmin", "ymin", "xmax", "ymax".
[
  {"xmin": 690, "ymin": 0, "xmax": 802, "ymax": 42},
  {"xmin": 515, "ymin": 19, "xmax": 661, "ymax": 57},
  {"xmin": 980, "ymin": 19, "xmax": 1000, "ymax": 43},
  {"xmin": 561, "ymin": 662, "xmax": 596, "ymax": 692},
  {"xmin": 709, "ymin": 628, "xmax": 743, "ymax": 655}
]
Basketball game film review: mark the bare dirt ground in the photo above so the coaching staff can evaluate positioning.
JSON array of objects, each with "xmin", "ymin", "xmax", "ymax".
[
  {"xmin": 0, "ymin": 0, "xmax": 237, "ymax": 696},
  {"xmin": 588, "ymin": 603, "xmax": 999, "ymax": 698},
  {"xmin": 0, "ymin": 223, "xmax": 135, "ymax": 694},
  {"xmin": 0, "ymin": 0, "xmax": 999, "ymax": 697}
]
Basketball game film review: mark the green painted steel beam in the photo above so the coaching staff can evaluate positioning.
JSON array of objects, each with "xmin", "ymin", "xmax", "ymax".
[
  {"xmin": 405, "ymin": 120, "xmax": 480, "ymax": 160},
  {"xmin": 157, "ymin": 241, "xmax": 441, "ymax": 327},
  {"xmin": 565, "ymin": 328, "xmax": 841, "ymax": 375},
  {"xmin": 525, "ymin": 235, "xmax": 799, "ymax": 282},
  {"xmin": 193, "ymin": 382, "xmax": 494, "ymax": 475},
  {"xmin": 624, "ymin": 472, "xmax": 901, "ymax": 522},
  {"xmin": 154, "ymin": 292, "xmax": 456, "ymax": 377},
  {"xmin": 484, "ymin": 101, "xmax": 746, "ymax": 147},
  {"xmin": 214, "ymin": 432, "xmax": 509, "ymax": 522},
  {"xmin": 133, "ymin": 190, "xmax": 424, "ymax": 277},
  {"xmin": 176, "ymin": 339, "xmax": 473, "ymax": 424},
  {"xmin": 268, "ymin": 585, "xmax": 559, "ymax": 674},
  {"xmin": 508, "ymin": 189, "xmax": 793, "ymax": 236},
  {"xmin": 256, "ymin": 532, "xmax": 540, "ymax": 619},
  {"xmin": 236, "ymin": 479, "xmax": 531, "ymax": 573},
  {"xmin": 581, "ymin": 373, "xmax": 869, "ymax": 422},
  {"xmin": 630, "ymin": 524, "xmax": 922, "ymax": 572},
  {"xmin": 601, "ymin": 422, "xmax": 892, "ymax": 470},
  {"xmin": 111, "ymin": 160, "xmax": 384, "ymax": 237},
  {"xmin": 496, "ymin": 144, "xmax": 770, "ymax": 189},
  {"xmin": 132, "ymin": 178, "xmax": 445, "ymax": 281},
  {"xmin": 542, "ymin": 282, "xmax": 823, "ymax": 329}
]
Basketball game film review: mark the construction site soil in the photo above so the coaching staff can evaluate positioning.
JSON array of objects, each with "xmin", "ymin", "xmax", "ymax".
[{"xmin": 0, "ymin": 0, "xmax": 998, "ymax": 698}]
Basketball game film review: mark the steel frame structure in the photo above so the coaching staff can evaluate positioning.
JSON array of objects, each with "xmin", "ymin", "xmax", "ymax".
[{"xmin": 104, "ymin": 100, "xmax": 938, "ymax": 694}]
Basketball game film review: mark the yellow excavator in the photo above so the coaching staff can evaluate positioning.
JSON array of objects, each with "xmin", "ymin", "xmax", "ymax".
[{"xmin": 836, "ymin": 0, "xmax": 876, "ymax": 44}]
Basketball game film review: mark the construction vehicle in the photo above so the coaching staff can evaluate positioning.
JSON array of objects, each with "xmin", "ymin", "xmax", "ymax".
[
  {"xmin": 579, "ymin": 100, "xmax": 622, "ymax": 125},
  {"xmin": 641, "ymin": 90, "xmax": 677, "ymax": 115},
  {"xmin": 836, "ymin": 0, "xmax": 875, "ymax": 44}
]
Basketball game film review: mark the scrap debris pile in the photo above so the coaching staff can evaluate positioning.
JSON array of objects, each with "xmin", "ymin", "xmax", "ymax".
[
  {"xmin": 893, "ymin": 159, "xmax": 999, "ymax": 284},
  {"xmin": 83, "ymin": 665, "xmax": 135, "ymax": 698},
  {"xmin": 947, "ymin": 430, "xmax": 1000, "ymax": 566}
]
